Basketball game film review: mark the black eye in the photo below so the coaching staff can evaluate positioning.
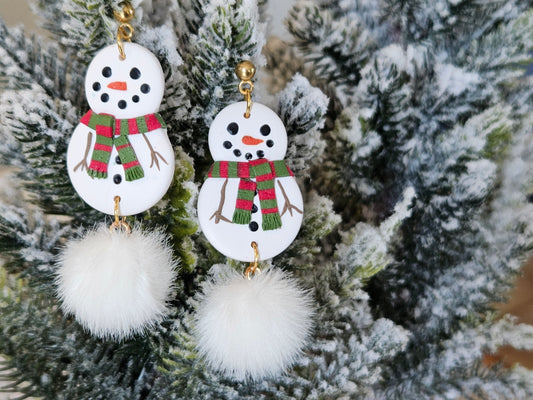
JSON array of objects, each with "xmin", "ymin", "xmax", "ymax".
[
  {"xmin": 233, "ymin": 149, "xmax": 241, "ymax": 157},
  {"xmin": 266, "ymin": 140, "xmax": 274, "ymax": 148},
  {"xmin": 101, "ymin": 93, "xmax": 109, "ymax": 102},
  {"xmin": 141, "ymin": 84, "xmax": 150, "ymax": 94},
  {"xmin": 260, "ymin": 124, "xmax": 271, "ymax": 136},
  {"xmin": 118, "ymin": 100, "xmax": 127, "ymax": 109},
  {"xmin": 130, "ymin": 68, "xmax": 141, "ymax": 79},
  {"xmin": 223, "ymin": 141, "xmax": 232, "ymax": 149},
  {"xmin": 227, "ymin": 122, "xmax": 239, "ymax": 135},
  {"xmin": 92, "ymin": 82, "xmax": 101, "ymax": 91},
  {"xmin": 132, "ymin": 95, "xmax": 139, "ymax": 103},
  {"xmin": 102, "ymin": 67, "xmax": 112, "ymax": 78}
]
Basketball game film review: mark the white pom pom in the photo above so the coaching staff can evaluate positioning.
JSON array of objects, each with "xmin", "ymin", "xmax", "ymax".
[
  {"xmin": 194, "ymin": 264, "xmax": 314, "ymax": 380},
  {"xmin": 56, "ymin": 224, "xmax": 177, "ymax": 339}
]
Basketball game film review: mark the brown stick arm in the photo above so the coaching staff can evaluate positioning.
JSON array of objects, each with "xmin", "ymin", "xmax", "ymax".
[
  {"xmin": 141, "ymin": 133, "xmax": 168, "ymax": 170},
  {"xmin": 209, "ymin": 178, "xmax": 232, "ymax": 223},
  {"xmin": 73, "ymin": 131, "xmax": 93, "ymax": 172},
  {"xmin": 278, "ymin": 180, "xmax": 303, "ymax": 217}
]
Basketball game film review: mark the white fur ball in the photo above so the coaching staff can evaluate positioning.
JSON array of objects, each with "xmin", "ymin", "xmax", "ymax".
[
  {"xmin": 194, "ymin": 264, "xmax": 314, "ymax": 380},
  {"xmin": 56, "ymin": 224, "xmax": 177, "ymax": 339}
]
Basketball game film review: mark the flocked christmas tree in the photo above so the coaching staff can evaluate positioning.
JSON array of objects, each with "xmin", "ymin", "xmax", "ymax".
[{"xmin": 2, "ymin": 0, "xmax": 533, "ymax": 398}]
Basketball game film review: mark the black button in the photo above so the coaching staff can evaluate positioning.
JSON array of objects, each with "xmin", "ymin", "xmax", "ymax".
[
  {"xmin": 249, "ymin": 221, "xmax": 259, "ymax": 231},
  {"xmin": 252, "ymin": 204, "xmax": 258, "ymax": 213},
  {"xmin": 115, "ymin": 156, "xmax": 122, "ymax": 164},
  {"xmin": 113, "ymin": 174, "xmax": 122, "ymax": 184}
]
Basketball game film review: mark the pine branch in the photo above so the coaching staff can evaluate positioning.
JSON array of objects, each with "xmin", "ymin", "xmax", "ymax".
[
  {"xmin": 277, "ymin": 73, "xmax": 328, "ymax": 174},
  {"xmin": 0, "ymin": 20, "xmax": 85, "ymax": 109},
  {"xmin": 0, "ymin": 204, "xmax": 70, "ymax": 287},
  {"xmin": 173, "ymin": 0, "xmax": 265, "ymax": 160},
  {"xmin": 457, "ymin": 9, "xmax": 533, "ymax": 85},
  {"xmin": 0, "ymin": 262, "xmax": 183, "ymax": 400},
  {"xmin": 287, "ymin": 1, "xmax": 377, "ymax": 100},
  {"xmin": 32, "ymin": 0, "xmax": 121, "ymax": 63},
  {"xmin": 144, "ymin": 147, "xmax": 199, "ymax": 273},
  {"xmin": 0, "ymin": 88, "xmax": 98, "ymax": 221}
]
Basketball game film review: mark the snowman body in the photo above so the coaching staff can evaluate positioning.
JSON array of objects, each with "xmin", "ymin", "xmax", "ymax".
[
  {"xmin": 67, "ymin": 42, "xmax": 174, "ymax": 215},
  {"xmin": 197, "ymin": 102, "xmax": 303, "ymax": 261}
]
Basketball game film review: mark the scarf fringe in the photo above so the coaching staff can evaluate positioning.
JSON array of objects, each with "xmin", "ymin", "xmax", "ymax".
[
  {"xmin": 262, "ymin": 213, "xmax": 282, "ymax": 231},
  {"xmin": 88, "ymin": 170, "xmax": 108, "ymax": 179},
  {"xmin": 124, "ymin": 166, "xmax": 145, "ymax": 182},
  {"xmin": 233, "ymin": 209, "xmax": 252, "ymax": 225}
]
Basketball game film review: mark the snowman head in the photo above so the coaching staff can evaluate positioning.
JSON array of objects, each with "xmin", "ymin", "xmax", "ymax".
[
  {"xmin": 208, "ymin": 102, "xmax": 288, "ymax": 162},
  {"xmin": 84, "ymin": 42, "xmax": 164, "ymax": 119}
]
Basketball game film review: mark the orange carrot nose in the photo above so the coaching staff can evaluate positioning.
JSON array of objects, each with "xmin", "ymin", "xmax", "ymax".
[
  {"xmin": 242, "ymin": 135, "xmax": 264, "ymax": 145},
  {"xmin": 107, "ymin": 81, "xmax": 128, "ymax": 91}
]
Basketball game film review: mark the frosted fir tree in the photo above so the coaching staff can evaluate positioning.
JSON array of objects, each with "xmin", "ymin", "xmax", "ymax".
[{"xmin": 1, "ymin": 0, "xmax": 533, "ymax": 398}]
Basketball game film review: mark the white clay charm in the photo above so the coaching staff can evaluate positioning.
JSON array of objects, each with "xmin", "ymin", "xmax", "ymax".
[
  {"xmin": 197, "ymin": 101, "xmax": 303, "ymax": 261},
  {"xmin": 66, "ymin": 41, "xmax": 174, "ymax": 215}
]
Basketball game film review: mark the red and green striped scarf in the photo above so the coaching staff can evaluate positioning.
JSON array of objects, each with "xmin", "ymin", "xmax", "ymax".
[
  {"xmin": 207, "ymin": 159, "xmax": 294, "ymax": 230},
  {"xmin": 80, "ymin": 110, "xmax": 166, "ymax": 181}
]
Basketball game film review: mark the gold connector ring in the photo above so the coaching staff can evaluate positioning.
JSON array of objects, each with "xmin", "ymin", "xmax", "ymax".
[
  {"xmin": 114, "ymin": 2, "xmax": 135, "ymax": 60},
  {"xmin": 236, "ymin": 61, "xmax": 256, "ymax": 118},
  {"xmin": 244, "ymin": 241, "xmax": 260, "ymax": 279},
  {"xmin": 109, "ymin": 196, "xmax": 132, "ymax": 234}
]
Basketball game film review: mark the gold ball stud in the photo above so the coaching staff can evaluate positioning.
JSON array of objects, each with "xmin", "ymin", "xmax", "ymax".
[{"xmin": 235, "ymin": 60, "xmax": 256, "ymax": 82}]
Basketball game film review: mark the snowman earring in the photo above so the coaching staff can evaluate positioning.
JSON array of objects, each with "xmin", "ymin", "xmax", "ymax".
[
  {"xmin": 195, "ymin": 61, "xmax": 314, "ymax": 380},
  {"xmin": 56, "ymin": 2, "xmax": 176, "ymax": 339}
]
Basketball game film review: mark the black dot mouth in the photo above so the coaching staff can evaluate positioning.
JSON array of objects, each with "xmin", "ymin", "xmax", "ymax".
[
  {"xmin": 118, "ymin": 100, "xmax": 127, "ymax": 109},
  {"xmin": 100, "ymin": 93, "xmax": 109, "ymax": 102},
  {"xmin": 233, "ymin": 149, "xmax": 242, "ymax": 157},
  {"xmin": 223, "ymin": 141, "xmax": 233, "ymax": 149}
]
